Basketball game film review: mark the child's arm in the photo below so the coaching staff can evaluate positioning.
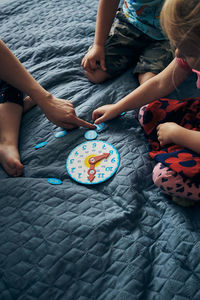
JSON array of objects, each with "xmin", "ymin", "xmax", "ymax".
[
  {"xmin": 94, "ymin": 0, "xmax": 120, "ymax": 47},
  {"xmin": 0, "ymin": 40, "xmax": 95, "ymax": 129},
  {"xmin": 157, "ymin": 122, "xmax": 200, "ymax": 154},
  {"xmin": 93, "ymin": 58, "xmax": 191, "ymax": 124},
  {"xmin": 81, "ymin": 0, "xmax": 120, "ymax": 72}
]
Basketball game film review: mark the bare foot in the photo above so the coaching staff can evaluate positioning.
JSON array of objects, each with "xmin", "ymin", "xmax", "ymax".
[
  {"xmin": 0, "ymin": 144, "xmax": 24, "ymax": 177},
  {"xmin": 23, "ymin": 96, "xmax": 37, "ymax": 113}
]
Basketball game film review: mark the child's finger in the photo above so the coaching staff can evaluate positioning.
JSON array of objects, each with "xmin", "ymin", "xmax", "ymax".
[
  {"xmin": 94, "ymin": 116, "xmax": 105, "ymax": 124},
  {"xmin": 82, "ymin": 58, "xmax": 91, "ymax": 72},
  {"xmin": 74, "ymin": 116, "xmax": 96, "ymax": 129},
  {"xmin": 92, "ymin": 109, "xmax": 101, "ymax": 121},
  {"xmin": 100, "ymin": 58, "xmax": 106, "ymax": 71},
  {"xmin": 90, "ymin": 59, "xmax": 97, "ymax": 71},
  {"xmin": 81, "ymin": 58, "xmax": 86, "ymax": 69},
  {"xmin": 81, "ymin": 57, "xmax": 85, "ymax": 67},
  {"xmin": 83, "ymin": 60, "xmax": 92, "ymax": 72}
]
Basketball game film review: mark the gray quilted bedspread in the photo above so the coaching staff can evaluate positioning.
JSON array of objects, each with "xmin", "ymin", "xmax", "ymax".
[{"xmin": 1, "ymin": 0, "xmax": 200, "ymax": 299}]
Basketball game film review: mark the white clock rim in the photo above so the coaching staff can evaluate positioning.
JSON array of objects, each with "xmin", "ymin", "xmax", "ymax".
[{"xmin": 66, "ymin": 140, "xmax": 120, "ymax": 185}]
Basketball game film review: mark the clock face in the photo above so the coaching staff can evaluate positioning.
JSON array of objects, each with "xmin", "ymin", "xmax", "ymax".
[{"xmin": 66, "ymin": 140, "xmax": 120, "ymax": 185}]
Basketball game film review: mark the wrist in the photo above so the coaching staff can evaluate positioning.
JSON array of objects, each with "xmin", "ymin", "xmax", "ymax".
[
  {"xmin": 29, "ymin": 88, "xmax": 53, "ymax": 109},
  {"xmin": 93, "ymin": 41, "xmax": 105, "ymax": 48},
  {"xmin": 173, "ymin": 125, "xmax": 185, "ymax": 144},
  {"xmin": 114, "ymin": 102, "xmax": 126, "ymax": 115}
]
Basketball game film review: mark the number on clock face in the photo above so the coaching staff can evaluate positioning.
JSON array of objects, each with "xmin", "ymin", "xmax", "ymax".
[{"xmin": 66, "ymin": 140, "xmax": 120, "ymax": 184}]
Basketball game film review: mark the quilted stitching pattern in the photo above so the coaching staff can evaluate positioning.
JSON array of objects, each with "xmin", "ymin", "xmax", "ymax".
[{"xmin": 0, "ymin": 0, "xmax": 200, "ymax": 299}]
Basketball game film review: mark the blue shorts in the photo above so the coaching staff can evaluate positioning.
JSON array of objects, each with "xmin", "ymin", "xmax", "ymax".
[{"xmin": 0, "ymin": 80, "xmax": 24, "ymax": 107}]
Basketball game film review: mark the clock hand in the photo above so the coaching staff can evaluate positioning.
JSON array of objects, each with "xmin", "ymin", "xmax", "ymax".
[
  {"xmin": 87, "ymin": 164, "xmax": 96, "ymax": 182},
  {"xmin": 87, "ymin": 153, "xmax": 110, "ymax": 182},
  {"xmin": 88, "ymin": 153, "xmax": 110, "ymax": 165}
]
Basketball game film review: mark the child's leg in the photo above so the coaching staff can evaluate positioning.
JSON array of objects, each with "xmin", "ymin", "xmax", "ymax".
[
  {"xmin": 153, "ymin": 162, "xmax": 200, "ymax": 201},
  {"xmin": 84, "ymin": 69, "xmax": 111, "ymax": 84},
  {"xmin": 0, "ymin": 101, "xmax": 24, "ymax": 177},
  {"xmin": 0, "ymin": 80, "xmax": 36, "ymax": 177},
  {"xmin": 135, "ymin": 40, "xmax": 174, "ymax": 85},
  {"xmin": 0, "ymin": 80, "xmax": 28, "ymax": 177},
  {"xmin": 138, "ymin": 105, "xmax": 149, "ymax": 127},
  {"xmin": 23, "ymin": 96, "xmax": 37, "ymax": 113},
  {"xmin": 84, "ymin": 11, "xmax": 143, "ymax": 84}
]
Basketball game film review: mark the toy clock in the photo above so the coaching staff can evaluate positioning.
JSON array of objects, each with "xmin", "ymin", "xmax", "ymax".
[{"xmin": 66, "ymin": 140, "xmax": 120, "ymax": 184}]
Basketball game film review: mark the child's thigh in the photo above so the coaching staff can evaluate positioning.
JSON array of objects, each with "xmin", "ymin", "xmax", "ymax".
[
  {"xmin": 135, "ymin": 40, "xmax": 174, "ymax": 75},
  {"xmin": 0, "ymin": 80, "xmax": 24, "ymax": 107},
  {"xmin": 104, "ymin": 11, "xmax": 148, "ymax": 77}
]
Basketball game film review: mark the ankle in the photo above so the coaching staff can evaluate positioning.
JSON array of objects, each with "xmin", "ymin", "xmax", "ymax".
[{"xmin": 0, "ymin": 138, "xmax": 17, "ymax": 148}]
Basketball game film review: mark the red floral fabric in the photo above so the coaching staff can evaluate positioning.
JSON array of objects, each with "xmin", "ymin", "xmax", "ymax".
[{"xmin": 141, "ymin": 98, "xmax": 200, "ymax": 182}]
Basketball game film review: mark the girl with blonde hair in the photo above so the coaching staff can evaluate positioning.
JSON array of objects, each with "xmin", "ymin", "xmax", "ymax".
[{"xmin": 92, "ymin": 0, "xmax": 200, "ymax": 204}]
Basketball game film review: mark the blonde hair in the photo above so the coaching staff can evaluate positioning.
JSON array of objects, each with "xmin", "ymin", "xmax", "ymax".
[{"xmin": 160, "ymin": 0, "xmax": 200, "ymax": 50}]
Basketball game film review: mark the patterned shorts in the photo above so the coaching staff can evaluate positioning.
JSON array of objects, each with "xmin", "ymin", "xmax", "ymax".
[
  {"xmin": 0, "ymin": 80, "xmax": 24, "ymax": 107},
  {"xmin": 104, "ymin": 10, "xmax": 174, "ymax": 77},
  {"xmin": 138, "ymin": 101, "xmax": 200, "ymax": 201}
]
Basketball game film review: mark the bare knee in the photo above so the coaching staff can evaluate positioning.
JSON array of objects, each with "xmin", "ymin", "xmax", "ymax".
[
  {"xmin": 85, "ymin": 70, "xmax": 111, "ymax": 84},
  {"xmin": 152, "ymin": 162, "xmax": 169, "ymax": 187}
]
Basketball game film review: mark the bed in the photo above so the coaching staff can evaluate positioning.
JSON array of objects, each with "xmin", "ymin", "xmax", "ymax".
[{"xmin": 1, "ymin": 0, "xmax": 200, "ymax": 299}]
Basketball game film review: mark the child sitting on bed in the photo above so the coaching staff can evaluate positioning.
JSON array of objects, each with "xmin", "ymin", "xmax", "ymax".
[
  {"xmin": 81, "ymin": 0, "xmax": 173, "ymax": 85},
  {"xmin": 0, "ymin": 39, "xmax": 95, "ymax": 177},
  {"xmin": 92, "ymin": 0, "xmax": 200, "ymax": 203}
]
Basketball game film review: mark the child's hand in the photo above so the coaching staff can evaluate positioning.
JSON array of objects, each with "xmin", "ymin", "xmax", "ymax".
[
  {"xmin": 40, "ymin": 95, "xmax": 96, "ymax": 130},
  {"xmin": 157, "ymin": 122, "xmax": 181, "ymax": 146},
  {"xmin": 92, "ymin": 104, "xmax": 120, "ymax": 124},
  {"xmin": 81, "ymin": 44, "xmax": 106, "ymax": 73}
]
